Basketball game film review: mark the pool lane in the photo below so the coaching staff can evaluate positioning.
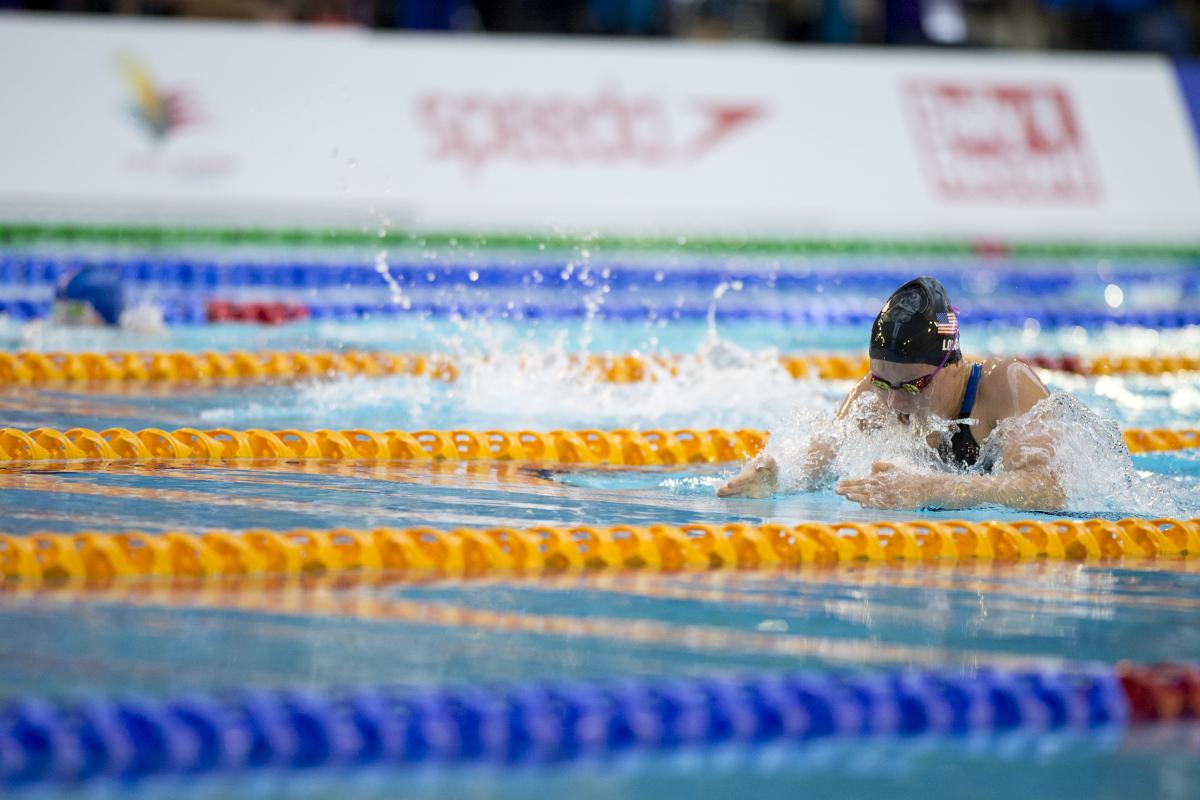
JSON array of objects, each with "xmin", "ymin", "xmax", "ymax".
[
  {"xmin": 0, "ymin": 458, "xmax": 1196, "ymax": 534},
  {"xmin": 2, "ymin": 562, "xmax": 1200, "ymax": 695}
]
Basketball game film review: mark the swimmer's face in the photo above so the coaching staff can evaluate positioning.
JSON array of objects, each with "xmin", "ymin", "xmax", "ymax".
[{"xmin": 868, "ymin": 359, "xmax": 943, "ymax": 423}]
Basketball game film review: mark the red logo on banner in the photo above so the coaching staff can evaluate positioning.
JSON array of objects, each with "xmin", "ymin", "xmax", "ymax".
[
  {"xmin": 905, "ymin": 81, "xmax": 1100, "ymax": 202},
  {"xmin": 418, "ymin": 90, "xmax": 763, "ymax": 167}
]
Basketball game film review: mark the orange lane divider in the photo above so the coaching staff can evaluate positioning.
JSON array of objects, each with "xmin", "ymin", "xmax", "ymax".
[
  {"xmin": 0, "ymin": 425, "xmax": 1192, "ymax": 464},
  {"xmin": 0, "ymin": 427, "xmax": 767, "ymax": 464},
  {"xmin": 1120, "ymin": 428, "xmax": 1200, "ymax": 453},
  {"xmin": 1, "ymin": 351, "xmax": 1197, "ymax": 387},
  {"xmin": 1074, "ymin": 355, "xmax": 1200, "ymax": 376},
  {"xmin": 1, "ymin": 517, "xmax": 1198, "ymax": 585},
  {"xmin": 0, "ymin": 351, "xmax": 460, "ymax": 385}
]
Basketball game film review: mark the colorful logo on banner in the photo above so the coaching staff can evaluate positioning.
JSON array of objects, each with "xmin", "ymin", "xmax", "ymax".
[
  {"xmin": 418, "ymin": 89, "xmax": 764, "ymax": 167},
  {"xmin": 115, "ymin": 53, "xmax": 232, "ymax": 178},
  {"xmin": 904, "ymin": 80, "xmax": 1100, "ymax": 202},
  {"xmin": 118, "ymin": 54, "xmax": 195, "ymax": 143}
]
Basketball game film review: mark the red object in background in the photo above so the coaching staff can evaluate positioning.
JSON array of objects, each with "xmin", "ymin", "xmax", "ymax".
[
  {"xmin": 206, "ymin": 300, "xmax": 310, "ymax": 325},
  {"xmin": 971, "ymin": 240, "xmax": 1011, "ymax": 258},
  {"xmin": 1118, "ymin": 662, "xmax": 1200, "ymax": 722},
  {"xmin": 905, "ymin": 80, "xmax": 1101, "ymax": 203},
  {"xmin": 1020, "ymin": 355, "xmax": 1086, "ymax": 374}
]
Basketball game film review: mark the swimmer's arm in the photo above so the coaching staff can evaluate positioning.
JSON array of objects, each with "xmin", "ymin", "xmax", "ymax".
[
  {"xmin": 717, "ymin": 376, "xmax": 869, "ymax": 498},
  {"xmin": 794, "ymin": 376, "xmax": 871, "ymax": 482},
  {"xmin": 913, "ymin": 362, "xmax": 1061, "ymax": 510},
  {"xmin": 837, "ymin": 428, "xmax": 1064, "ymax": 511},
  {"xmin": 716, "ymin": 431, "xmax": 837, "ymax": 498},
  {"xmin": 837, "ymin": 461, "xmax": 1064, "ymax": 511},
  {"xmin": 918, "ymin": 466, "xmax": 1065, "ymax": 511},
  {"xmin": 835, "ymin": 375, "xmax": 871, "ymax": 422},
  {"xmin": 921, "ymin": 427, "xmax": 1064, "ymax": 511}
]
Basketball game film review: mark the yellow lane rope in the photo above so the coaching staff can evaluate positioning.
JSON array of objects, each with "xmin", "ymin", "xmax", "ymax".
[
  {"xmin": 0, "ymin": 425, "xmax": 1194, "ymax": 464},
  {"xmin": 1, "ymin": 351, "xmax": 1197, "ymax": 387},
  {"xmin": 0, "ymin": 426, "xmax": 765, "ymax": 463},
  {"xmin": 0, "ymin": 351, "xmax": 458, "ymax": 384},
  {"xmin": 1, "ymin": 518, "xmax": 1197, "ymax": 586}
]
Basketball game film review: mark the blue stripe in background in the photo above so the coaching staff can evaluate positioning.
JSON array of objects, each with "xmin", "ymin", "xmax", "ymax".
[{"xmin": 1175, "ymin": 61, "xmax": 1200, "ymax": 160}]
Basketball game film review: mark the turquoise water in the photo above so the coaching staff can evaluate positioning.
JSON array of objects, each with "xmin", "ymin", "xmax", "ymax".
[
  {"xmin": 0, "ymin": 451, "xmax": 1196, "ymax": 536},
  {"xmin": 4, "ymin": 564, "xmax": 1200, "ymax": 798},
  {"xmin": 1, "ymin": 255, "xmax": 1199, "ymax": 797},
  {"xmin": 35, "ymin": 736, "xmax": 1190, "ymax": 800}
]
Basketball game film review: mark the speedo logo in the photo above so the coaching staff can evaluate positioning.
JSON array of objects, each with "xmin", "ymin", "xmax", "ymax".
[{"xmin": 418, "ymin": 89, "xmax": 765, "ymax": 168}]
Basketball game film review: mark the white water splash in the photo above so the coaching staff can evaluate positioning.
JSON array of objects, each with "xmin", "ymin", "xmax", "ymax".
[
  {"xmin": 236, "ymin": 335, "xmax": 845, "ymax": 431},
  {"xmin": 762, "ymin": 392, "xmax": 948, "ymax": 493},
  {"xmin": 374, "ymin": 249, "xmax": 412, "ymax": 310},
  {"xmin": 985, "ymin": 392, "xmax": 1196, "ymax": 517},
  {"xmin": 706, "ymin": 279, "xmax": 744, "ymax": 342},
  {"xmin": 761, "ymin": 391, "xmax": 1199, "ymax": 516}
]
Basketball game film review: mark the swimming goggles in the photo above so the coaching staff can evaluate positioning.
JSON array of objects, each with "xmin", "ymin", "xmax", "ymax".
[
  {"xmin": 870, "ymin": 370, "xmax": 939, "ymax": 395},
  {"xmin": 870, "ymin": 330, "xmax": 959, "ymax": 395}
]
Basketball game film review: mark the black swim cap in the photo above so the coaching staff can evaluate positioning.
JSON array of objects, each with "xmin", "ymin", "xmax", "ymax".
[{"xmin": 869, "ymin": 276, "xmax": 961, "ymax": 366}]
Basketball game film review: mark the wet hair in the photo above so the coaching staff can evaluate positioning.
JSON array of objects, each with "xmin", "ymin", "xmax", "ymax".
[{"xmin": 869, "ymin": 276, "xmax": 962, "ymax": 366}]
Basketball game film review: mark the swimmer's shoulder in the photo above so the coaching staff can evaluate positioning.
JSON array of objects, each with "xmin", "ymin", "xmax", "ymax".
[{"xmin": 974, "ymin": 356, "xmax": 1050, "ymax": 421}]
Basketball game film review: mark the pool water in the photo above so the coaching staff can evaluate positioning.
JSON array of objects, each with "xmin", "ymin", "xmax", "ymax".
[{"xmin": 1, "ymin": 247, "xmax": 1199, "ymax": 798}]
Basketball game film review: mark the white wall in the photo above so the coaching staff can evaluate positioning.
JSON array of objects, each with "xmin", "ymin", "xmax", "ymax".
[{"xmin": 2, "ymin": 14, "xmax": 1199, "ymax": 242}]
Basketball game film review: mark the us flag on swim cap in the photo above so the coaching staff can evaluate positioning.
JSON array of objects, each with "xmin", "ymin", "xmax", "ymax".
[{"xmin": 935, "ymin": 311, "xmax": 958, "ymax": 336}]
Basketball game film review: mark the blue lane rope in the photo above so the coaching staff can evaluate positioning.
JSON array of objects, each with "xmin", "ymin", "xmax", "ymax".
[
  {"xmin": 3, "ymin": 254, "xmax": 1198, "ymax": 294},
  {"xmin": 0, "ymin": 665, "xmax": 1129, "ymax": 787},
  {"xmin": 2, "ymin": 256, "xmax": 1196, "ymax": 326},
  {"xmin": 2, "ymin": 298, "xmax": 1197, "ymax": 328},
  {"xmin": 295, "ymin": 303, "xmax": 1200, "ymax": 328}
]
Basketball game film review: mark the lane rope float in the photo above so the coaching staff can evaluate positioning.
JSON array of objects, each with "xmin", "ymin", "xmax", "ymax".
[
  {"xmin": 11, "ymin": 294, "xmax": 1199, "ymax": 327},
  {"xmin": 0, "ymin": 351, "xmax": 1196, "ymax": 388},
  {"xmin": 0, "ymin": 351, "xmax": 462, "ymax": 385},
  {"xmin": 0, "ymin": 425, "xmax": 1193, "ymax": 465},
  {"xmin": 4, "ymin": 662, "xmax": 1197, "ymax": 786},
  {"xmin": 5, "ymin": 251, "xmax": 1195, "ymax": 293},
  {"xmin": 0, "ymin": 426, "xmax": 763, "ymax": 463},
  {"xmin": 2, "ymin": 517, "xmax": 1198, "ymax": 585}
]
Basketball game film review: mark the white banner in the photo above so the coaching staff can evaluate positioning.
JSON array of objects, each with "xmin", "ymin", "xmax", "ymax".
[{"xmin": 2, "ymin": 14, "xmax": 1199, "ymax": 242}]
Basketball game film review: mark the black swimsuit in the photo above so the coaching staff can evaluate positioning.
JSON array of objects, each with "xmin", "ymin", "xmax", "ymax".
[{"xmin": 938, "ymin": 362, "xmax": 985, "ymax": 470}]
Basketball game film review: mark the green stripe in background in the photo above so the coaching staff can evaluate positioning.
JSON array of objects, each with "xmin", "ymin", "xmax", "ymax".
[{"xmin": 2, "ymin": 221, "xmax": 1199, "ymax": 259}]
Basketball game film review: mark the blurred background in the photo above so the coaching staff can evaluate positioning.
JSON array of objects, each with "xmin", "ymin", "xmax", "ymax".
[{"xmin": 3, "ymin": 0, "xmax": 1198, "ymax": 54}]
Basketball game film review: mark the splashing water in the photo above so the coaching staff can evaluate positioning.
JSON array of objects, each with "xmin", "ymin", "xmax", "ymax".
[
  {"xmin": 985, "ymin": 392, "xmax": 1197, "ymax": 517},
  {"xmin": 190, "ymin": 333, "xmax": 846, "ymax": 431},
  {"xmin": 761, "ymin": 391, "xmax": 1199, "ymax": 516},
  {"xmin": 374, "ymin": 249, "xmax": 412, "ymax": 310},
  {"xmin": 706, "ymin": 280, "xmax": 744, "ymax": 342},
  {"xmin": 329, "ymin": 340, "xmax": 840, "ymax": 430},
  {"xmin": 761, "ymin": 392, "xmax": 941, "ymax": 493}
]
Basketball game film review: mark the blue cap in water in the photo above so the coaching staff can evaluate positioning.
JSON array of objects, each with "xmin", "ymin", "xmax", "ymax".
[{"xmin": 57, "ymin": 265, "xmax": 125, "ymax": 326}]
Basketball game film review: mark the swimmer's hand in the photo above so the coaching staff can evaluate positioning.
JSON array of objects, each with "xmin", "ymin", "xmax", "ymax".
[
  {"xmin": 835, "ymin": 462, "xmax": 931, "ymax": 509},
  {"xmin": 716, "ymin": 455, "xmax": 779, "ymax": 499}
]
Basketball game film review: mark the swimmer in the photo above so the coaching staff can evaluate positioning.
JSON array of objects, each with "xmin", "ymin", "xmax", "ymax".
[
  {"xmin": 717, "ymin": 276, "xmax": 1064, "ymax": 510},
  {"xmin": 45, "ymin": 264, "xmax": 165, "ymax": 334}
]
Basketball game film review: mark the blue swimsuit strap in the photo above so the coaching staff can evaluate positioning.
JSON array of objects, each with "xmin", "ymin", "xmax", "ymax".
[{"xmin": 958, "ymin": 363, "xmax": 982, "ymax": 418}]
